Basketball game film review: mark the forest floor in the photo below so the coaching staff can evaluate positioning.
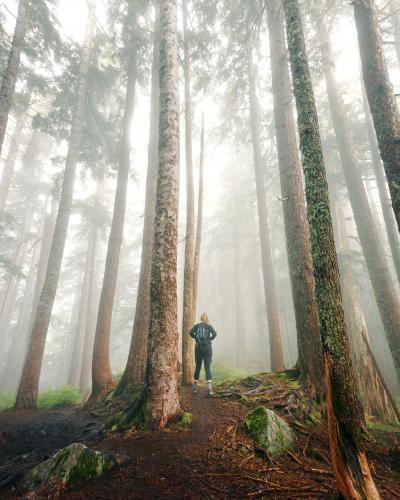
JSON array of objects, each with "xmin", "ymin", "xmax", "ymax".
[{"xmin": 0, "ymin": 372, "xmax": 399, "ymax": 499}]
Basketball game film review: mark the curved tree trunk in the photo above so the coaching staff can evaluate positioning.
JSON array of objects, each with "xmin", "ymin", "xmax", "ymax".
[
  {"xmin": 315, "ymin": 14, "xmax": 400, "ymax": 383},
  {"xmin": 283, "ymin": 1, "xmax": 380, "ymax": 497},
  {"xmin": 246, "ymin": 44, "xmax": 284, "ymax": 372},
  {"xmin": 91, "ymin": 17, "xmax": 138, "ymax": 398},
  {"xmin": 266, "ymin": 0, "xmax": 323, "ymax": 392},
  {"xmin": 353, "ymin": 0, "xmax": 400, "ymax": 235},
  {"xmin": 192, "ymin": 113, "xmax": 204, "ymax": 318},
  {"xmin": 0, "ymin": 0, "xmax": 29, "ymax": 157},
  {"xmin": 0, "ymin": 111, "xmax": 25, "ymax": 212},
  {"xmin": 145, "ymin": 0, "xmax": 181, "ymax": 427},
  {"xmin": 116, "ymin": 5, "xmax": 160, "ymax": 394},
  {"xmin": 15, "ymin": 2, "xmax": 96, "ymax": 409},
  {"xmin": 181, "ymin": 0, "xmax": 196, "ymax": 385}
]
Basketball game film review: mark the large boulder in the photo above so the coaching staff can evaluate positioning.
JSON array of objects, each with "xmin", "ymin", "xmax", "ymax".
[
  {"xmin": 20, "ymin": 443, "xmax": 126, "ymax": 492},
  {"xmin": 245, "ymin": 406, "xmax": 295, "ymax": 457}
]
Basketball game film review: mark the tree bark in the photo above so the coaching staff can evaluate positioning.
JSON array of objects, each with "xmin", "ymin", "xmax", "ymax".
[
  {"xmin": 0, "ymin": 111, "xmax": 24, "ymax": 212},
  {"xmin": 361, "ymin": 80, "xmax": 400, "ymax": 283},
  {"xmin": 0, "ymin": 0, "xmax": 29, "ymax": 157},
  {"xmin": 353, "ymin": 0, "xmax": 400, "ymax": 235},
  {"xmin": 266, "ymin": 0, "xmax": 323, "ymax": 392},
  {"xmin": 0, "ymin": 210, "xmax": 30, "ymax": 339},
  {"xmin": 91, "ymin": 16, "xmax": 138, "ymax": 398},
  {"xmin": 15, "ymin": 2, "xmax": 95, "ymax": 409},
  {"xmin": 283, "ymin": 1, "xmax": 380, "ymax": 498},
  {"xmin": 80, "ymin": 216, "xmax": 101, "ymax": 395},
  {"xmin": 145, "ymin": 0, "xmax": 181, "ymax": 427},
  {"xmin": 0, "ymin": 199, "xmax": 47, "ymax": 393},
  {"xmin": 192, "ymin": 113, "xmax": 204, "ymax": 318},
  {"xmin": 234, "ymin": 219, "xmax": 246, "ymax": 368},
  {"xmin": 116, "ymin": 5, "xmax": 160, "ymax": 393},
  {"xmin": 67, "ymin": 232, "xmax": 95, "ymax": 387},
  {"xmin": 181, "ymin": 0, "xmax": 196, "ymax": 385},
  {"xmin": 246, "ymin": 43, "xmax": 284, "ymax": 372},
  {"xmin": 315, "ymin": 15, "xmax": 400, "ymax": 383},
  {"xmin": 333, "ymin": 187, "xmax": 395, "ymax": 423}
]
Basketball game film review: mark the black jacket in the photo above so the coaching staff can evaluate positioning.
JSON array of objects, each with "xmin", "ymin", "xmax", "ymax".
[{"xmin": 189, "ymin": 322, "xmax": 217, "ymax": 347}]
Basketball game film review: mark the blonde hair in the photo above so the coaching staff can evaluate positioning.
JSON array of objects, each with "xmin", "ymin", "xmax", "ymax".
[{"xmin": 201, "ymin": 312, "xmax": 209, "ymax": 324}]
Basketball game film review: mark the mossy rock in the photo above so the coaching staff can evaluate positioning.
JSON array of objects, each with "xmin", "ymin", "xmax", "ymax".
[
  {"xmin": 20, "ymin": 443, "xmax": 127, "ymax": 492},
  {"xmin": 245, "ymin": 406, "xmax": 295, "ymax": 457}
]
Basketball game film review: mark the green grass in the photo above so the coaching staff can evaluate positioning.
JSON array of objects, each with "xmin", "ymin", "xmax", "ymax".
[
  {"xmin": 0, "ymin": 386, "xmax": 83, "ymax": 412},
  {"xmin": 0, "ymin": 392, "xmax": 16, "ymax": 412},
  {"xmin": 212, "ymin": 360, "xmax": 254, "ymax": 385}
]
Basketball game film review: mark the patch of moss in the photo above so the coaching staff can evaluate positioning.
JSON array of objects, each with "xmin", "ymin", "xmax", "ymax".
[
  {"xmin": 175, "ymin": 412, "xmax": 192, "ymax": 430},
  {"xmin": 366, "ymin": 421, "xmax": 400, "ymax": 433}
]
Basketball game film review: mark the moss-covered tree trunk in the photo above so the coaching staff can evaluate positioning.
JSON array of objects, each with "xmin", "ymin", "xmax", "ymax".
[
  {"xmin": 361, "ymin": 80, "xmax": 400, "ymax": 283},
  {"xmin": 333, "ymin": 189, "xmax": 396, "ymax": 422},
  {"xmin": 0, "ymin": 0, "xmax": 29, "ymax": 157},
  {"xmin": 192, "ymin": 113, "xmax": 204, "ymax": 318},
  {"xmin": 283, "ymin": 1, "xmax": 380, "ymax": 497},
  {"xmin": 116, "ymin": 6, "xmax": 160, "ymax": 394},
  {"xmin": 314, "ymin": 12, "xmax": 400, "ymax": 383},
  {"xmin": 266, "ymin": 0, "xmax": 323, "ymax": 392},
  {"xmin": 181, "ymin": 0, "xmax": 196, "ymax": 385},
  {"xmin": 145, "ymin": 0, "xmax": 181, "ymax": 427},
  {"xmin": 91, "ymin": 16, "xmax": 138, "ymax": 398},
  {"xmin": 15, "ymin": 2, "xmax": 96, "ymax": 409},
  {"xmin": 247, "ymin": 43, "xmax": 284, "ymax": 372},
  {"xmin": 353, "ymin": 0, "xmax": 400, "ymax": 235}
]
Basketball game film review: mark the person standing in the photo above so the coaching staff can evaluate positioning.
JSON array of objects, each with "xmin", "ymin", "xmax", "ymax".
[{"xmin": 189, "ymin": 313, "xmax": 218, "ymax": 395}]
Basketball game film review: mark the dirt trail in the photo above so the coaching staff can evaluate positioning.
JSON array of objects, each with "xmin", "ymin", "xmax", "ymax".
[{"xmin": 0, "ymin": 382, "xmax": 399, "ymax": 499}]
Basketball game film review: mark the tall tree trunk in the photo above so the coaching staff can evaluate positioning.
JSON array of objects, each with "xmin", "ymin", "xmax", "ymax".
[
  {"xmin": 246, "ymin": 43, "xmax": 284, "ymax": 372},
  {"xmin": 283, "ymin": 1, "xmax": 380, "ymax": 498},
  {"xmin": 0, "ymin": 111, "xmax": 24, "ymax": 212},
  {"xmin": 361, "ymin": 80, "xmax": 400, "ymax": 283},
  {"xmin": 28, "ymin": 197, "xmax": 57, "ymax": 330},
  {"xmin": 334, "ymin": 193, "xmax": 396, "ymax": 422},
  {"xmin": 0, "ymin": 0, "xmax": 29, "ymax": 157},
  {"xmin": 145, "ymin": 0, "xmax": 181, "ymax": 427},
  {"xmin": 181, "ymin": 0, "xmax": 196, "ymax": 385},
  {"xmin": 0, "ymin": 200, "xmax": 47, "ymax": 392},
  {"xmin": 116, "ymin": 5, "xmax": 160, "ymax": 393},
  {"xmin": 80, "ymin": 218, "xmax": 101, "ymax": 395},
  {"xmin": 315, "ymin": 14, "xmax": 400, "ymax": 382},
  {"xmin": 67, "ymin": 234, "xmax": 95, "ymax": 387},
  {"xmin": 192, "ymin": 113, "xmax": 204, "ymax": 318},
  {"xmin": 266, "ymin": 0, "xmax": 323, "ymax": 392},
  {"xmin": 234, "ymin": 219, "xmax": 246, "ymax": 368},
  {"xmin": 353, "ymin": 0, "xmax": 400, "ymax": 235},
  {"xmin": 0, "ymin": 210, "xmax": 30, "ymax": 338},
  {"xmin": 91, "ymin": 19, "xmax": 138, "ymax": 398},
  {"xmin": 15, "ymin": 3, "xmax": 95, "ymax": 409}
]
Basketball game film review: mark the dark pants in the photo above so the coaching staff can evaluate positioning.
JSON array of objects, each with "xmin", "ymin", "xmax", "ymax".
[{"xmin": 194, "ymin": 344, "xmax": 213, "ymax": 381}]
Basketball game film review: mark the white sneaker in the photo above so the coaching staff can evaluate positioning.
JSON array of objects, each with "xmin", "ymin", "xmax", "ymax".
[
  {"xmin": 192, "ymin": 383, "xmax": 198, "ymax": 394},
  {"xmin": 206, "ymin": 381, "xmax": 213, "ymax": 396}
]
